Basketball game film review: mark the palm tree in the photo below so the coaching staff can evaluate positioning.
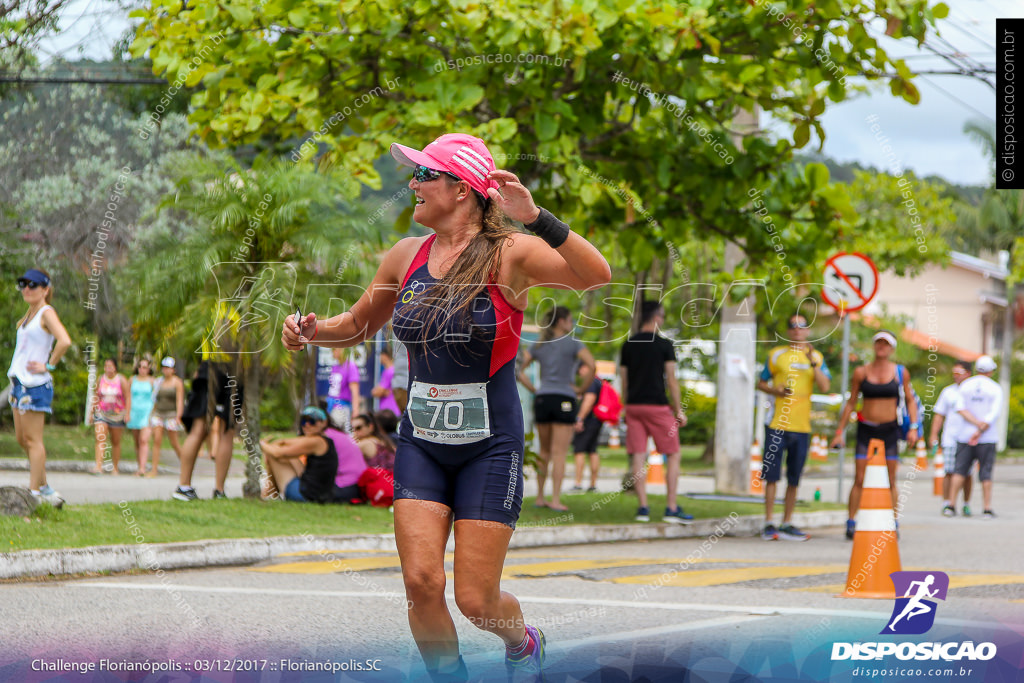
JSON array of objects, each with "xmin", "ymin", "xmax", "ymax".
[
  {"xmin": 124, "ymin": 152, "xmax": 381, "ymax": 497},
  {"xmin": 951, "ymin": 120, "xmax": 1024, "ymax": 264}
]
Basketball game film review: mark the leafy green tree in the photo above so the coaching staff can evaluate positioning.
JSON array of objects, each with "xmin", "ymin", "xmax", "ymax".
[
  {"xmin": 129, "ymin": 0, "xmax": 949, "ymax": 295},
  {"xmin": 124, "ymin": 153, "xmax": 380, "ymax": 497},
  {"xmin": 0, "ymin": 82, "xmax": 195, "ymax": 342},
  {"xmin": 0, "ymin": 0, "xmax": 70, "ymax": 76}
]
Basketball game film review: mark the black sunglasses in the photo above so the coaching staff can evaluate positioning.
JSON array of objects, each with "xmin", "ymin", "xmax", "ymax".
[
  {"xmin": 299, "ymin": 417, "xmax": 320, "ymax": 426},
  {"xmin": 16, "ymin": 279, "xmax": 43, "ymax": 290},
  {"xmin": 412, "ymin": 165, "xmax": 461, "ymax": 183},
  {"xmin": 788, "ymin": 320, "xmax": 809, "ymax": 329}
]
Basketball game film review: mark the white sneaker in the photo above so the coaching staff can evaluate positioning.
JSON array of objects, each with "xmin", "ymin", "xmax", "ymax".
[{"xmin": 38, "ymin": 484, "xmax": 65, "ymax": 508}]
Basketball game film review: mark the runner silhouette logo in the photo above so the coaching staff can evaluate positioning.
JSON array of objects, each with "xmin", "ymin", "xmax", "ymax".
[{"xmin": 881, "ymin": 571, "xmax": 949, "ymax": 635}]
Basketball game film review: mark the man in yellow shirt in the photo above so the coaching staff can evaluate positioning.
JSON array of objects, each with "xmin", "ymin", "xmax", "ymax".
[{"xmin": 755, "ymin": 314, "xmax": 831, "ymax": 541}]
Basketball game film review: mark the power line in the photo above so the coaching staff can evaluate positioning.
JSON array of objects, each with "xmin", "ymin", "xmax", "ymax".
[
  {"xmin": 917, "ymin": 75, "xmax": 995, "ymax": 122},
  {"xmin": 0, "ymin": 74, "xmax": 163, "ymax": 85}
]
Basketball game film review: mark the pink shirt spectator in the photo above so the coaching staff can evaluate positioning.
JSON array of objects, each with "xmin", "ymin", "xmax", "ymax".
[
  {"xmin": 325, "ymin": 426, "xmax": 367, "ymax": 488},
  {"xmin": 377, "ymin": 365, "xmax": 400, "ymax": 414},
  {"xmin": 328, "ymin": 360, "xmax": 359, "ymax": 403}
]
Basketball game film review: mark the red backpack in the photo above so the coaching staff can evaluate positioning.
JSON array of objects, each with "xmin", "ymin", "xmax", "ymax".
[
  {"xmin": 356, "ymin": 467, "xmax": 394, "ymax": 507},
  {"xmin": 592, "ymin": 380, "xmax": 623, "ymax": 424}
]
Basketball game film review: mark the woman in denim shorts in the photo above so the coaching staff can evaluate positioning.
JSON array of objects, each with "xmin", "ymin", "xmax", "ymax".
[{"xmin": 7, "ymin": 268, "xmax": 72, "ymax": 506}]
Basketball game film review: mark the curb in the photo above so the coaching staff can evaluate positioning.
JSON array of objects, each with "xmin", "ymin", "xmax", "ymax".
[
  {"xmin": 0, "ymin": 459, "xmax": 177, "ymax": 475},
  {"xmin": 0, "ymin": 510, "xmax": 848, "ymax": 581}
]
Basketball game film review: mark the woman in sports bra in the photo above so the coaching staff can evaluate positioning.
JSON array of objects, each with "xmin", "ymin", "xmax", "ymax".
[
  {"xmin": 281, "ymin": 133, "xmax": 610, "ymax": 680},
  {"xmin": 8, "ymin": 268, "xmax": 72, "ymax": 506},
  {"xmin": 831, "ymin": 330, "xmax": 918, "ymax": 539},
  {"xmin": 92, "ymin": 358, "xmax": 131, "ymax": 475}
]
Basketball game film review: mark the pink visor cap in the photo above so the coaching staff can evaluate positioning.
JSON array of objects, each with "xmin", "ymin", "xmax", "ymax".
[{"xmin": 390, "ymin": 133, "xmax": 500, "ymax": 197}]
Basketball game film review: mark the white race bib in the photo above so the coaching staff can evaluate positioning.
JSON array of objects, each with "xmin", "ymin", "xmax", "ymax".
[{"xmin": 408, "ymin": 381, "xmax": 490, "ymax": 445}]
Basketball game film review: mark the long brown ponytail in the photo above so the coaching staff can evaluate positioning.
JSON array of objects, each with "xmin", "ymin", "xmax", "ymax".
[{"xmin": 414, "ymin": 185, "xmax": 518, "ymax": 342}]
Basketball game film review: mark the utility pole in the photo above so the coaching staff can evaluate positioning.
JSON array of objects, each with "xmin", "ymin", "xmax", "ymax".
[{"xmin": 713, "ymin": 107, "xmax": 759, "ymax": 494}]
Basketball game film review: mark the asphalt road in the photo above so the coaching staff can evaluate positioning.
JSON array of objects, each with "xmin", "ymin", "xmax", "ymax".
[{"xmin": 3, "ymin": 465, "xmax": 1024, "ymax": 682}]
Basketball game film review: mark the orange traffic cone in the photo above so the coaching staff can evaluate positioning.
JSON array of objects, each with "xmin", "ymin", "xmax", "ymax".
[
  {"xmin": 749, "ymin": 441, "xmax": 763, "ymax": 494},
  {"xmin": 609, "ymin": 425, "xmax": 620, "ymax": 449},
  {"xmin": 810, "ymin": 434, "xmax": 828, "ymax": 462},
  {"xmin": 646, "ymin": 452, "xmax": 665, "ymax": 485},
  {"xmin": 933, "ymin": 448, "xmax": 945, "ymax": 496},
  {"xmin": 841, "ymin": 438, "xmax": 900, "ymax": 599},
  {"xmin": 914, "ymin": 439, "xmax": 927, "ymax": 472}
]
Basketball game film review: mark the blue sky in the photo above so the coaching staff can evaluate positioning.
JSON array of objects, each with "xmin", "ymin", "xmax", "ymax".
[{"xmin": 36, "ymin": 0, "xmax": 1017, "ymax": 187}]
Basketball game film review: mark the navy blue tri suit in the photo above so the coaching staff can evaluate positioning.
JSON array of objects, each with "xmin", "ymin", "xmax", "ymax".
[{"xmin": 391, "ymin": 235, "xmax": 525, "ymax": 527}]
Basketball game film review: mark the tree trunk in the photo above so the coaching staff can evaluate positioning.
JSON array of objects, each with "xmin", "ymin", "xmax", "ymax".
[
  {"xmin": 241, "ymin": 358, "xmax": 264, "ymax": 499},
  {"xmin": 700, "ymin": 434, "xmax": 714, "ymax": 464}
]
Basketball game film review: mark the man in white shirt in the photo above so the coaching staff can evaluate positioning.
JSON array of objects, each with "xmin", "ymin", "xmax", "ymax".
[
  {"xmin": 948, "ymin": 355, "xmax": 1003, "ymax": 519},
  {"xmin": 930, "ymin": 361, "xmax": 973, "ymax": 516}
]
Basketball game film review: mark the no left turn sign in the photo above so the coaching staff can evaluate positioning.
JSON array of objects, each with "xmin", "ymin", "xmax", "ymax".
[{"xmin": 821, "ymin": 252, "xmax": 879, "ymax": 313}]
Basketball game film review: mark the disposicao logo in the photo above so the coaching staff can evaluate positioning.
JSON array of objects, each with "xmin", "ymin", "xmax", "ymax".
[
  {"xmin": 882, "ymin": 570, "xmax": 948, "ymax": 635},
  {"xmin": 831, "ymin": 570, "xmax": 997, "ymax": 662}
]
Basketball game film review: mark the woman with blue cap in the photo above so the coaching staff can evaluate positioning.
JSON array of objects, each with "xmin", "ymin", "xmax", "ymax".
[
  {"xmin": 8, "ymin": 268, "xmax": 72, "ymax": 507},
  {"xmin": 259, "ymin": 406, "xmax": 339, "ymax": 503}
]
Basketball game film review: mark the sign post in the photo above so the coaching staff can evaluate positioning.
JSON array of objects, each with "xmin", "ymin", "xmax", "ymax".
[{"xmin": 822, "ymin": 252, "xmax": 879, "ymax": 504}]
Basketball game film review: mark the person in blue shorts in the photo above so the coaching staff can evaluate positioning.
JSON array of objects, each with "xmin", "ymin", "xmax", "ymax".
[{"xmin": 282, "ymin": 133, "xmax": 610, "ymax": 681}]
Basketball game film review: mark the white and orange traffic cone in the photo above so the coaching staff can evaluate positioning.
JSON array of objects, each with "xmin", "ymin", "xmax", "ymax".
[
  {"xmin": 609, "ymin": 425, "xmax": 620, "ymax": 449},
  {"xmin": 646, "ymin": 452, "xmax": 665, "ymax": 485},
  {"xmin": 810, "ymin": 434, "xmax": 828, "ymax": 462},
  {"xmin": 749, "ymin": 440, "xmax": 763, "ymax": 495},
  {"xmin": 933, "ymin": 447, "xmax": 945, "ymax": 496},
  {"xmin": 914, "ymin": 439, "xmax": 927, "ymax": 472},
  {"xmin": 841, "ymin": 437, "xmax": 901, "ymax": 599}
]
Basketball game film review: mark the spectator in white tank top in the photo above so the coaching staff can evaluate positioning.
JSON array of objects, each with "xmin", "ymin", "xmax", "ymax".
[{"xmin": 7, "ymin": 268, "xmax": 72, "ymax": 507}]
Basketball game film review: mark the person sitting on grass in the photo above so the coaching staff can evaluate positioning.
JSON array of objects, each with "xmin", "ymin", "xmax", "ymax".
[
  {"xmin": 259, "ymin": 406, "xmax": 338, "ymax": 503},
  {"xmin": 323, "ymin": 409, "xmax": 367, "ymax": 503},
  {"xmin": 375, "ymin": 408, "xmax": 400, "ymax": 445},
  {"xmin": 351, "ymin": 412, "xmax": 396, "ymax": 472}
]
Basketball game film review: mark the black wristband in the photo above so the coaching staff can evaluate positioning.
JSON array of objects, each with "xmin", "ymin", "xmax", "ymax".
[{"xmin": 523, "ymin": 207, "xmax": 570, "ymax": 248}]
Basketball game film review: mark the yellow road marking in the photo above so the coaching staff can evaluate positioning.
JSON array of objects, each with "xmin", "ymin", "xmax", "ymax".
[
  {"xmin": 501, "ymin": 559, "xmax": 678, "ymax": 578},
  {"xmin": 250, "ymin": 556, "xmax": 405, "ymax": 574},
  {"xmin": 796, "ymin": 573, "xmax": 1024, "ymax": 594},
  {"xmin": 612, "ymin": 564, "xmax": 847, "ymax": 587},
  {"xmin": 277, "ymin": 549, "xmax": 397, "ymax": 557}
]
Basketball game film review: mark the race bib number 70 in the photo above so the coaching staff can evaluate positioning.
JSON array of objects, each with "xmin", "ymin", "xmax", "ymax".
[{"xmin": 408, "ymin": 381, "xmax": 490, "ymax": 445}]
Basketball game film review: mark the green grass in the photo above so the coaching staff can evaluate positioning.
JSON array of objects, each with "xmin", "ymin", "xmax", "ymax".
[
  {"xmin": 2, "ymin": 491, "xmax": 844, "ymax": 552},
  {"xmin": 1, "ymin": 498, "xmax": 397, "ymax": 552},
  {"xmin": 0, "ymin": 424, "xmax": 291, "ymax": 463},
  {"xmin": 592, "ymin": 445, "xmax": 711, "ymax": 474},
  {"xmin": 0, "ymin": 424, "xmax": 96, "ymax": 461}
]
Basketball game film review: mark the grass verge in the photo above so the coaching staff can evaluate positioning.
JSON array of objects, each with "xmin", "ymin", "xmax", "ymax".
[{"xmin": 2, "ymin": 491, "xmax": 843, "ymax": 553}]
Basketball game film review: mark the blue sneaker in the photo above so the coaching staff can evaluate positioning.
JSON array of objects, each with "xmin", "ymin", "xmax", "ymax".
[
  {"xmin": 505, "ymin": 624, "xmax": 545, "ymax": 676},
  {"xmin": 762, "ymin": 524, "xmax": 778, "ymax": 541},
  {"xmin": 845, "ymin": 519, "xmax": 855, "ymax": 540},
  {"xmin": 634, "ymin": 506, "xmax": 650, "ymax": 522},
  {"xmin": 663, "ymin": 507, "xmax": 694, "ymax": 525},
  {"xmin": 778, "ymin": 523, "xmax": 808, "ymax": 541}
]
